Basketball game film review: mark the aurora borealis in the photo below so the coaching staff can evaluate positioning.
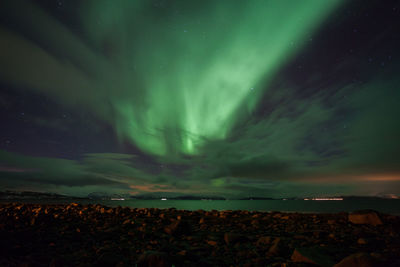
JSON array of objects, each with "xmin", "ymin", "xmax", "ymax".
[{"xmin": 1, "ymin": 0, "xmax": 400, "ymax": 198}]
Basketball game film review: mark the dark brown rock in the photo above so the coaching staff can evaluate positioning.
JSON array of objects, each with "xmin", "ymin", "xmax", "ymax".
[
  {"xmin": 206, "ymin": 240, "xmax": 217, "ymax": 246},
  {"xmin": 224, "ymin": 232, "xmax": 244, "ymax": 245},
  {"xmin": 268, "ymin": 238, "xmax": 286, "ymax": 256},
  {"xmin": 334, "ymin": 252, "xmax": 376, "ymax": 267},
  {"xmin": 164, "ymin": 221, "xmax": 180, "ymax": 235},
  {"xmin": 291, "ymin": 247, "xmax": 335, "ymax": 267},
  {"xmin": 256, "ymin": 236, "xmax": 272, "ymax": 246},
  {"xmin": 357, "ymin": 238, "xmax": 368, "ymax": 245},
  {"xmin": 348, "ymin": 211, "xmax": 383, "ymax": 226}
]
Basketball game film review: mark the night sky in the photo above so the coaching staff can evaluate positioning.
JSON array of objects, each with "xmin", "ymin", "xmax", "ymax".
[{"xmin": 1, "ymin": 0, "xmax": 399, "ymax": 198}]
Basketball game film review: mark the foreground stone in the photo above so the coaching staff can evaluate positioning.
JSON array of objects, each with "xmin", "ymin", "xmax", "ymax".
[
  {"xmin": 334, "ymin": 252, "xmax": 376, "ymax": 267},
  {"xmin": 348, "ymin": 210, "xmax": 383, "ymax": 226},
  {"xmin": 0, "ymin": 203, "xmax": 399, "ymax": 266},
  {"xmin": 291, "ymin": 247, "xmax": 335, "ymax": 267}
]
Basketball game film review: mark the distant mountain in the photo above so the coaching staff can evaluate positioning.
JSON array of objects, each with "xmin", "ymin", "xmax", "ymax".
[
  {"xmin": 0, "ymin": 190, "xmax": 85, "ymax": 200},
  {"xmin": 87, "ymin": 192, "xmax": 128, "ymax": 200}
]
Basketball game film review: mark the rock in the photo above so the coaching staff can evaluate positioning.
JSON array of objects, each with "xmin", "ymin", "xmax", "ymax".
[
  {"xmin": 251, "ymin": 219, "xmax": 260, "ymax": 226},
  {"xmin": 224, "ymin": 232, "xmax": 244, "ymax": 245},
  {"xmin": 271, "ymin": 262, "xmax": 288, "ymax": 267},
  {"xmin": 137, "ymin": 251, "xmax": 171, "ymax": 267},
  {"xmin": 206, "ymin": 240, "xmax": 217, "ymax": 246},
  {"xmin": 256, "ymin": 236, "xmax": 272, "ymax": 246},
  {"xmin": 268, "ymin": 238, "xmax": 285, "ymax": 256},
  {"xmin": 177, "ymin": 250, "xmax": 186, "ymax": 256},
  {"xmin": 291, "ymin": 247, "xmax": 335, "ymax": 267},
  {"xmin": 348, "ymin": 211, "xmax": 383, "ymax": 226},
  {"xmin": 164, "ymin": 221, "xmax": 180, "ymax": 235},
  {"xmin": 334, "ymin": 252, "xmax": 376, "ymax": 267},
  {"xmin": 122, "ymin": 219, "xmax": 132, "ymax": 225},
  {"xmin": 357, "ymin": 238, "xmax": 368, "ymax": 245}
]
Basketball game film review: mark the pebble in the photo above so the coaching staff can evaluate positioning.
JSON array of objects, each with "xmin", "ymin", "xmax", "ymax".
[{"xmin": 0, "ymin": 203, "xmax": 398, "ymax": 266}]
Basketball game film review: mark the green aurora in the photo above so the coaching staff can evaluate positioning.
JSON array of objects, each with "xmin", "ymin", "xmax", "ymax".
[{"xmin": 0, "ymin": 0, "xmax": 343, "ymax": 156}]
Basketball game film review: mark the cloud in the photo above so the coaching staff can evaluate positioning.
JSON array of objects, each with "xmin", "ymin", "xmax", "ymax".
[{"xmin": 0, "ymin": 150, "xmax": 131, "ymax": 194}]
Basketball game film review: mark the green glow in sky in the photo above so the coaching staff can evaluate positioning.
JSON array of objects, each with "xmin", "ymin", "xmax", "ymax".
[
  {"xmin": 0, "ymin": 0, "xmax": 343, "ymax": 156},
  {"xmin": 86, "ymin": 0, "xmax": 342, "ymax": 156}
]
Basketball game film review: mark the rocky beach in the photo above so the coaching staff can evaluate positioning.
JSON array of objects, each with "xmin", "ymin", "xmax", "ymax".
[{"xmin": 0, "ymin": 203, "xmax": 399, "ymax": 266}]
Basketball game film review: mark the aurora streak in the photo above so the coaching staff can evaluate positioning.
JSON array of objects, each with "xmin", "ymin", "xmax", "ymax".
[{"xmin": 0, "ymin": 0, "xmax": 342, "ymax": 156}]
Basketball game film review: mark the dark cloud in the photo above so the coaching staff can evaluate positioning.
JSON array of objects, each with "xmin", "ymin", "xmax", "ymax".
[{"xmin": 0, "ymin": 150, "xmax": 131, "ymax": 193}]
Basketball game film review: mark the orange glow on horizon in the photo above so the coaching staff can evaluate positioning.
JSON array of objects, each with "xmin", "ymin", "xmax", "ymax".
[{"xmin": 299, "ymin": 173, "xmax": 400, "ymax": 183}]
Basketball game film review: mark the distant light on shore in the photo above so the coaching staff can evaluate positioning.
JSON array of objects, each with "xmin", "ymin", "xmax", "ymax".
[{"xmin": 304, "ymin": 198, "xmax": 343, "ymax": 201}]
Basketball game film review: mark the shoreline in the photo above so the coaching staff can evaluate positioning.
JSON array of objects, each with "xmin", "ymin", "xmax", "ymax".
[
  {"xmin": 1, "ymin": 203, "xmax": 399, "ymax": 266},
  {"xmin": 1, "ymin": 198, "xmax": 400, "ymax": 216}
]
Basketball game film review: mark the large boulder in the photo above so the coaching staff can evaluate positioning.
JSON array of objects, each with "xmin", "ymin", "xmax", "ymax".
[
  {"xmin": 334, "ymin": 252, "xmax": 376, "ymax": 267},
  {"xmin": 268, "ymin": 238, "xmax": 286, "ymax": 256},
  {"xmin": 348, "ymin": 210, "xmax": 382, "ymax": 226},
  {"xmin": 291, "ymin": 247, "xmax": 335, "ymax": 267}
]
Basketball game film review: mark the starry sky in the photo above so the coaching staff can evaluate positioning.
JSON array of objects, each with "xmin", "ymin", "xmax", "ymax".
[{"xmin": 0, "ymin": 0, "xmax": 400, "ymax": 198}]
